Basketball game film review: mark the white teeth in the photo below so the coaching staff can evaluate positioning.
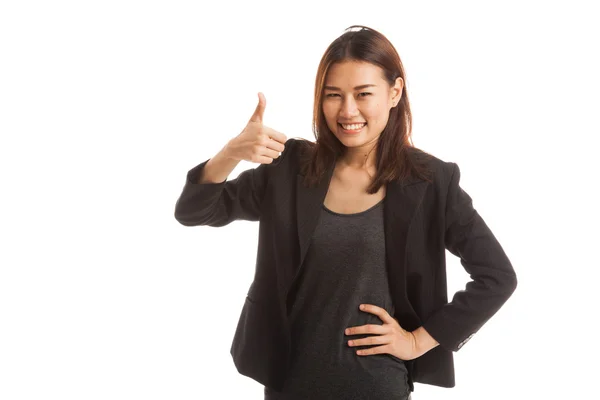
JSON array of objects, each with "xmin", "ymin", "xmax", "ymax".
[{"xmin": 341, "ymin": 123, "xmax": 366, "ymax": 130}]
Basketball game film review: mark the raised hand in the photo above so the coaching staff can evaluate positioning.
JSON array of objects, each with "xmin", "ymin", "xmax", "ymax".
[{"xmin": 225, "ymin": 92, "xmax": 288, "ymax": 164}]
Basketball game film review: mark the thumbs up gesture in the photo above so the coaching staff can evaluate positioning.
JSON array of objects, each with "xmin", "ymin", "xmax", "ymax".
[{"xmin": 225, "ymin": 92, "xmax": 288, "ymax": 164}]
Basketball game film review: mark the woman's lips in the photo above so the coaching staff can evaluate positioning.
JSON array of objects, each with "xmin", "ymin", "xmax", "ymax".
[{"xmin": 339, "ymin": 123, "xmax": 366, "ymax": 134}]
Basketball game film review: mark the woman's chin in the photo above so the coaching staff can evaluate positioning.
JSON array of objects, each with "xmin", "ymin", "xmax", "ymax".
[{"xmin": 335, "ymin": 129, "xmax": 364, "ymax": 142}]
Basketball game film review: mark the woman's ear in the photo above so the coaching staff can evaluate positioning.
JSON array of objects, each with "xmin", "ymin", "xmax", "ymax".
[{"xmin": 393, "ymin": 77, "xmax": 404, "ymax": 103}]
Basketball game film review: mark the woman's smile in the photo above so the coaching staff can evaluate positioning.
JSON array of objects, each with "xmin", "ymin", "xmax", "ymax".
[{"xmin": 339, "ymin": 122, "xmax": 367, "ymax": 134}]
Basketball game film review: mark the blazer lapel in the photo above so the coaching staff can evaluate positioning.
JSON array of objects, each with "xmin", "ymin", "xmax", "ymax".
[
  {"xmin": 384, "ymin": 177, "xmax": 430, "ymax": 326},
  {"xmin": 296, "ymin": 162, "xmax": 336, "ymax": 274},
  {"xmin": 294, "ymin": 155, "xmax": 430, "ymax": 323}
]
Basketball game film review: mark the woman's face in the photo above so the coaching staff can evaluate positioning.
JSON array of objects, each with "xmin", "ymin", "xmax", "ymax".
[{"xmin": 322, "ymin": 60, "xmax": 403, "ymax": 151}]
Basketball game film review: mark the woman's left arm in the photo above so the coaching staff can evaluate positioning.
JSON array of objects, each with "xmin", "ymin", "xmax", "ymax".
[{"xmin": 421, "ymin": 162, "xmax": 518, "ymax": 352}]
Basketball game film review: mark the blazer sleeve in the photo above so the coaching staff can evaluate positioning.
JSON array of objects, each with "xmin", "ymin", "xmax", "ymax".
[
  {"xmin": 422, "ymin": 162, "xmax": 518, "ymax": 352},
  {"xmin": 173, "ymin": 139, "xmax": 294, "ymax": 227}
]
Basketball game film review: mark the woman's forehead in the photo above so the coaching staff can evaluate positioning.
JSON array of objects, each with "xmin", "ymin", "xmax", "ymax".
[{"xmin": 325, "ymin": 62, "xmax": 386, "ymax": 87}]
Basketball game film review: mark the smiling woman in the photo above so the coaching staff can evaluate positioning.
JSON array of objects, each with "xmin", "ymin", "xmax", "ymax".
[
  {"xmin": 174, "ymin": 24, "xmax": 517, "ymax": 400},
  {"xmin": 322, "ymin": 63, "xmax": 403, "ymax": 151},
  {"xmin": 299, "ymin": 26, "xmax": 435, "ymax": 197}
]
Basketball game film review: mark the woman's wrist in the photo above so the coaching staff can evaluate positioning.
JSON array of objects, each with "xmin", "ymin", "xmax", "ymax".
[{"xmin": 411, "ymin": 326, "xmax": 440, "ymax": 358}]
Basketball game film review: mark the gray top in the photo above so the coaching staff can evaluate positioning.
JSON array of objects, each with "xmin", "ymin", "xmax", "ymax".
[{"xmin": 264, "ymin": 198, "xmax": 411, "ymax": 399}]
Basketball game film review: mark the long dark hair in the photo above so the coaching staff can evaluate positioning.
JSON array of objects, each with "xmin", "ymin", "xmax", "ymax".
[{"xmin": 297, "ymin": 25, "xmax": 435, "ymax": 193}]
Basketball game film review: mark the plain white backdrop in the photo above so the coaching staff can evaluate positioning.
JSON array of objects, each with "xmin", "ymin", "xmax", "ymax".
[{"xmin": 1, "ymin": 0, "xmax": 598, "ymax": 399}]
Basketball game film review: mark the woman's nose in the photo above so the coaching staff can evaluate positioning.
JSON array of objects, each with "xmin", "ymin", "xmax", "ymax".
[{"xmin": 340, "ymin": 96, "xmax": 359, "ymax": 117}]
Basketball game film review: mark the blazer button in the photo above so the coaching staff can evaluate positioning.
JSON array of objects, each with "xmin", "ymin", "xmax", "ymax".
[{"xmin": 457, "ymin": 333, "xmax": 475, "ymax": 350}]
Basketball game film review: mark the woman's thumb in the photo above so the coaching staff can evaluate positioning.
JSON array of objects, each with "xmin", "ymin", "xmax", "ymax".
[{"xmin": 249, "ymin": 92, "xmax": 266, "ymax": 124}]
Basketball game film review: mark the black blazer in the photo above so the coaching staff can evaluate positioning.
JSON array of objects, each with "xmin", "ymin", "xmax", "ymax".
[{"xmin": 174, "ymin": 138, "xmax": 517, "ymax": 391}]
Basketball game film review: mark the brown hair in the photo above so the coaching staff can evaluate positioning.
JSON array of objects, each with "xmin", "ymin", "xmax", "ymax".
[{"xmin": 297, "ymin": 25, "xmax": 435, "ymax": 193}]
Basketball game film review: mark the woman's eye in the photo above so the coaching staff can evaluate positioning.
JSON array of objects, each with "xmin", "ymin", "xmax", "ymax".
[{"xmin": 325, "ymin": 93, "xmax": 372, "ymax": 98}]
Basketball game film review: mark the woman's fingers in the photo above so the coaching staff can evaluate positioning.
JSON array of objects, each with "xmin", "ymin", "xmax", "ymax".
[
  {"xmin": 347, "ymin": 333, "xmax": 389, "ymax": 347},
  {"xmin": 267, "ymin": 138, "xmax": 286, "ymax": 154},
  {"xmin": 265, "ymin": 129, "xmax": 288, "ymax": 149},
  {"xmin": 345, "ymin": 323, "xmax": 387, "ymax": 336},
  {"xmin": 357, "ymin": 303, "xmax": 397, "ymax": 325},
  {"xmin": 354, "ymin": 344, "xmax": 391, "ymax": 356},
  {"xmin": 259, "ymin": 147, "xmax": 281, "ymax": 160}
]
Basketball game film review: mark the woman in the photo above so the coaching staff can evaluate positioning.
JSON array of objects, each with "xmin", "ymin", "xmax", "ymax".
[{"xmin": 174, "ymin": 25, "xmax": 517, "ymax": 399}]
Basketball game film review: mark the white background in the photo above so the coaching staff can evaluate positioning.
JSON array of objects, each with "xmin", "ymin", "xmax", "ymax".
[{"xmin": 1, "ymin": 1, "xmax": 598, "ymax": 399}]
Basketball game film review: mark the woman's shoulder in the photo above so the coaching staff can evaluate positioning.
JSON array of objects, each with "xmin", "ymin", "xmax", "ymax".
[
  {"xmin": 286, "ymin": 137, "xmax": 314, "ymax": 153},
  {"xmin": 407, "ymin": 146, "xmax": 455, "ymax": 176},
  {"xmin": 279, "ymin": 138, "xmax": 455, "ymax": 183},
  {"xmin": 280, "ymin": 137, "xmax": 315, "ymax": 166},
  {"xmin": 405, "ymin": 147, "xmax": 474, "ymax": 195}
]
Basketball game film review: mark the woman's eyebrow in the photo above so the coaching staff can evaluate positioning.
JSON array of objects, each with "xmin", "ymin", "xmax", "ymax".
[{"xmin": 324, "ymin": 84, "xmax": 377, "ymax": 91}]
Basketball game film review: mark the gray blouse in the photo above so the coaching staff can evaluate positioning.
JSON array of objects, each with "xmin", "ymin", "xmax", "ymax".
[{"xmin": 264, "ymin": 198, "xmax": 411, "ymax": 399}]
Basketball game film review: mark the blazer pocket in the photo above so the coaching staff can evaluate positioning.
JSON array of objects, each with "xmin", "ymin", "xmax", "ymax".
[
  {"xmin": 246, "ymin": 279, "xmax": 269, "ymax": 304},
  {"xmin": 230, "ymin": 288, "xmax": 286, "ymax": 389}
]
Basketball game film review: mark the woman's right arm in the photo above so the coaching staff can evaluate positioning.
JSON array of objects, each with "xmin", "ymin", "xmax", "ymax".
[
  {"xmin": 173, "ymin": 138, "xmax": 293, "ymax": 227},
  {"xmin": 174, "ymin": 92, "xmax": 288, "ymax": 227},
  {"xmin": 194, "ymin": 144, "xmax": 241, "ymax": 184}
]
